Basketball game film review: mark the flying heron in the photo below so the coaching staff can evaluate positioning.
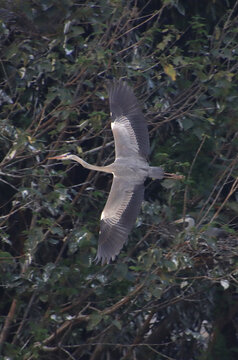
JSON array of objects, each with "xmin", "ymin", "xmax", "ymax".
[{"xmin": 49, "ymin": 79, "xmax": 182, "ymax": 264}]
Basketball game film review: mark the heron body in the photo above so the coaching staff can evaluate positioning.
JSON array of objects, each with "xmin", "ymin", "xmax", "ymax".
[
  {"xmin": 49, "ymin": 80, "xmax": 177, "ymax": 264},
  {"xmin": 175, "ymin": 215, "xmax": 228, "ymax": 239}
]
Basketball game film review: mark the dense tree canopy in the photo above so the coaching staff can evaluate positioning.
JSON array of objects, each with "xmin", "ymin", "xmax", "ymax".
[{"xmin": 0, "ymin": 0, "xmax": 238, "ymax": 359}]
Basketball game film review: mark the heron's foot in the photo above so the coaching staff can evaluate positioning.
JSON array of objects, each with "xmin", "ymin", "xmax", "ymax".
[{"xmin": 164, "ymin": 172, "xmax": 184, "ymax": 180}]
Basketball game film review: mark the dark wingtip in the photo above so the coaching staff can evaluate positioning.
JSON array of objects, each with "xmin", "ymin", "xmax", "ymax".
[
  {"xmin": 94, "ymin": 253, "xmax": 114, "ymax": 266},
  {"xmin": 95, "ymin": 239, "xmax": 120, "ymax": 265}
]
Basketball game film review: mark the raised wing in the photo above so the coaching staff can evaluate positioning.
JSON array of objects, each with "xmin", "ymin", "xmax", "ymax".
[
  {"xmin": 108, "ymin": 79, "xmax": 150, "ymax": 159},
  {"xmin": 95, "ymin": 176, "xmax": 144, "ymax": 264}
]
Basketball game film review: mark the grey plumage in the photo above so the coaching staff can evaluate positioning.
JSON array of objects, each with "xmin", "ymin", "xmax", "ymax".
[
  {"xmin": 175, "ymin": 215, "xmax": 228, "ymax": 239},
  {"xmin": 108, "ymin": 80, "xmax": 150, "ymax": 158},
  {"xmin": 49, "ymin": 79, "xmax": 178, "ymax": 264},
  {"xmin": 97, "ymin": 181, "xmax": 144, "ymax": 263}
]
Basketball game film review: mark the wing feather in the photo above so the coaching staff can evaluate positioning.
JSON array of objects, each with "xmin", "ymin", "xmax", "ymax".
[
  {"xmin": 96, "ymin": 176, "xmax": 144, "ymax": 264},
  {"xmin": 108, "ymin": 79, "xmax": 150, "ymax": 159}
]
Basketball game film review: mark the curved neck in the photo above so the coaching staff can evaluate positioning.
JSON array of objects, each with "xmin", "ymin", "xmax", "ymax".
[
  {"xmin": 185, "ymin": 217, "xmax": 195, "ymax": 230},
  {"xmin": 70, "ymin": 155, "xmax": 113, "ymax": 174}
]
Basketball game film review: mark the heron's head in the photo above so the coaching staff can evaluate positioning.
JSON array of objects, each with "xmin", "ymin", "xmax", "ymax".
[
  {"xmin": 174, "ymin": 215, "xmax": 195, "ymax": 229},
  {"xmin": 48, "ymin": 152, "xmax": 73, "ymax": 161}
]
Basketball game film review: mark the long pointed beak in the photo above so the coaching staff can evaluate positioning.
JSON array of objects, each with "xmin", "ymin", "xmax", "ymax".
[
  {"xmin": 48, "ymin": 153, "xmax": 70, "ymax": 160},
  {"xmin": 174, "ymin": 218, "xmax": 185, "ymax": 224},
  {"xmin": 164, "ymin": 172, "xmax": 184, "ymax": 180}
]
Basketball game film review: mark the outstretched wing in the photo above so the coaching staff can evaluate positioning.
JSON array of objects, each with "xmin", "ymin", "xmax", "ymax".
[
  {"xmin": 108, "ymin": 79, "xmax": 150, "ymax": 159},
  {"xmin": 96, "ymin": 176, "xmax": 144, "ymax": 265}
]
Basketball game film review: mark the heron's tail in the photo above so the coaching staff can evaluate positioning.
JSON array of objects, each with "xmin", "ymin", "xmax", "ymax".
[{"xmin": 148, "ymin": 166, "xmax": 164, "ymax": 179}]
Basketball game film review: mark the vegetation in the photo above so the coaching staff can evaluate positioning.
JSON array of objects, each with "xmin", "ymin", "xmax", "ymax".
[{"xmin": 0, "ymin": 0, "xmax": 238, "ymax": 359}]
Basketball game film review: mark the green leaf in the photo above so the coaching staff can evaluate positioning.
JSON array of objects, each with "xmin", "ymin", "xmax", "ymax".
[
  {"xmin": 112, "ymin": 319, "xmax": 122, "ymax": 330},
  {"xmin": 87, "ymin": 312, "xmax": 103, "ymax": 331},
  {"xmin": 152, "ymin": 287, "xmax": 163, "ymax": 299}
]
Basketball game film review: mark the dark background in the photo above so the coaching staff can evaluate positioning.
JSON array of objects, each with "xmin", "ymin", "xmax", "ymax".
[{"xmin": 0, "ymin": 0, "xmax": 238, "ymax": 359}]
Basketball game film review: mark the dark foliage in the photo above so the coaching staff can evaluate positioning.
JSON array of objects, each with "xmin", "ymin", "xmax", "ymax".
[{"xmin": 0, "ymin": 0, "xmax": 238, "ymax": 359}]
